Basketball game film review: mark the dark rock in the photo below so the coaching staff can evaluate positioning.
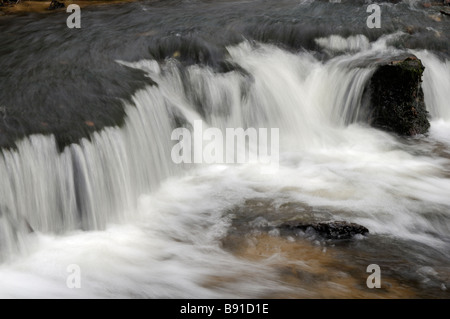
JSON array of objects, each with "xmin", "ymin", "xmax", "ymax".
[
  {"xmin": 368, "ymin": 55, "xmax": 430, "ymax": 136},
  {"xmin": 279, "ymin": 220, "xmax": 369, "ymax": 240},
  {"xmin": 0, "ymin": 0, "xmax": 16, "ymax": 5},
  {"xmin": 48, "ymin": 0, "xmax": 65, "ymax": 10}
]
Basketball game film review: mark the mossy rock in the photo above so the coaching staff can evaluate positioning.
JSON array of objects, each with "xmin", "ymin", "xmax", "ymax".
[{"xmin": 369, "ymin": 55, "xmax": 430, "ymax": 136}]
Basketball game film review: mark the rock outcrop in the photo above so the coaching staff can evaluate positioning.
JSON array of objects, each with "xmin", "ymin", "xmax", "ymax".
[{"xmin": 368, "ymin": 56, "xmax": 430, "ymax": 136}]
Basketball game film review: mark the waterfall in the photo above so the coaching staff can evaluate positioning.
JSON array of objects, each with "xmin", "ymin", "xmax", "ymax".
[
  {"xmin": 0, "ymin": 87, "xmax": 177, "ymax": 260},
  {"xmin": 0, "ymin": 38, "xmax": 449, "ymax": 267},
  {"xmin": 414, "ymin": 51, "xmax": 450, "ymax": 121},
  {"xmin": 122, "ymin": 41, "xmax": 376, "ymax": 152}
]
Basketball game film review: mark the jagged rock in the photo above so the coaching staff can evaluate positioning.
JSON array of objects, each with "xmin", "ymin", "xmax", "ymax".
[
  {"xmin": 278, "ymin": 220, "xmax": 369, "ymax": 240},
  {"xmin": 48, "ymin": 0, "xmax": 65, "ymax": 10},
  {"xmin": 368, "ymin": 55, "xmax": 430, "ymax": 136}
]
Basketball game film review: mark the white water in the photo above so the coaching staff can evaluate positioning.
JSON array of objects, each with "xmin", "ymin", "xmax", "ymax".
[
  {"xmin": 0, "ymin": 88, "xmax": 177, "ymax": 259},
  {"xmin": 415, "ymin": 50, "xmax": 450, "ymax": 120},
  {"xmin": 0, "ymin": 35, "xmax": 449, "ymax": 297}
]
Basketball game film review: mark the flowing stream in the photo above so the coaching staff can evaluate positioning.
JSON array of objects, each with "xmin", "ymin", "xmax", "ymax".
[{"xmin": 0, "ymin": 0, "xmax": 449, "ymax": 298}]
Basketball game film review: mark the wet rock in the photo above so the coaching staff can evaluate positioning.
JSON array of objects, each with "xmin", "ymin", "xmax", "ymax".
[
  {"xmin": 278, "ymin": 220, "xmax": 369, "ymax": 240},
  {"xmin": 405, "ymin": 26, "xmax": 416, "ymax": 34},
  {"xmin": 48, "ymin": 0, "xmax": 65, "ymax": 10},
  {"xmin": 218, "ymin": 61, "xmax": 251, "ymax": 77},
  {"xmin": 368, "ymin": 55, "xmax": 430, "ymax": 136}
]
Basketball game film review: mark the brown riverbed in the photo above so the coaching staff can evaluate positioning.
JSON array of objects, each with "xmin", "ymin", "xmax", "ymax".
[
  {"xmin": 220, "ymin": 233, "xmax": 416, "ymax": 298},
  {"xmin": 0, "ymin": 0, "xmax": 135, "ymax": 14},
  {"xmin": 212, "ymin": 198, "xmax": 450, "ymax": 299}
]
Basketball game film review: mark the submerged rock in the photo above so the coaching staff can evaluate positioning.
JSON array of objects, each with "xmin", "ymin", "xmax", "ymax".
[
  {"xmin": 368, "ymin": 55, "xmax": 430, "ymax": 136},
  {"xmin": 279, "ymin": 220, "xmax": 369, "ymax": 240}
]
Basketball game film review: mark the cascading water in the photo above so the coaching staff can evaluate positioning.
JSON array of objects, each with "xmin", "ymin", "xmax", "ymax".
[
  {"xmin": 0, "ymin": 0, "xmax": 449, "ymax": 298},
  {"xmin": 415, "ymin": 51, "xmax": 450, "ymax": 120},
  {"xmin": 0, "ymin": 88, "xmax": 178, "ymax": 260}
]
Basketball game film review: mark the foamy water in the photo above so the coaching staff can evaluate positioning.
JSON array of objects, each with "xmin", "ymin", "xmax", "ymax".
[{"xmin": 0, "ymin": 33, "xmax": 449, "ymax": 298}]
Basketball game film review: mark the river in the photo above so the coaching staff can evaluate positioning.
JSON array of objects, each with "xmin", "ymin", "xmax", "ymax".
[{"xmin": 0, "ymin": 0, "xmax": 449, "ymax": 298}]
